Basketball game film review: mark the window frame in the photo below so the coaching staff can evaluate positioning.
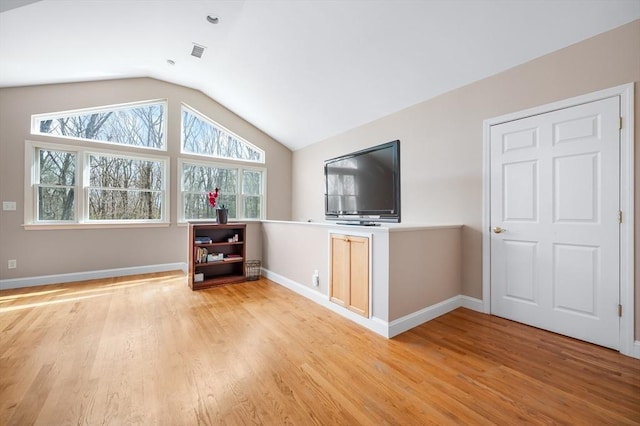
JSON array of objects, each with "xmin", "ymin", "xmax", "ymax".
[
  {"xmin": 24, "ymin": 140, "xmax": 170, "ymax": 229},
  {"xmin": 178, "ymin": 157, "xmax": 266, "ymax": 224},
  {"xmin": 180, "ymin": 103, "xmax": 265, "ymax": 164},
  {"xmin": 30, "ymin": 99, "xmax": 168, "ymax": 152}
]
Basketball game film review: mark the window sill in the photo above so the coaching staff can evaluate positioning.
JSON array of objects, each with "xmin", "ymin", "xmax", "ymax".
[{"xmin": 23, "ymin": 222, "xmax": 171, "ymax": 231}]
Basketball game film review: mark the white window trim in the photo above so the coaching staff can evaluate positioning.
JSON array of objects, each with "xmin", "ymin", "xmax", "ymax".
[
  {"xmin": 180, "ymin": 103, "xmax": 265, "ymax": 164},
  {"xmin": 24, "ymin": 140, "xmax": 170, "ymax": 229},
  {"xmin": 177, "ymin": 157, "xmax": 266, "ymax": 224},
  {"xmin": 31, "ymin": 99, "xmax": 168, "ymax": 152}
]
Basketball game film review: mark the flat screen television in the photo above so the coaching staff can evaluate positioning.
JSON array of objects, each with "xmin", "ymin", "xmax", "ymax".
[{"xmin": 324, "ymin": 140, "xmax": 400, "ymax": 225}]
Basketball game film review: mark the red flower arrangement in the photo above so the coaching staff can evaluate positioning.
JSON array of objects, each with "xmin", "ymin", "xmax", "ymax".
[{"xmin": 208, "ymin": 187, "xmax": 220, "ymax": 208}]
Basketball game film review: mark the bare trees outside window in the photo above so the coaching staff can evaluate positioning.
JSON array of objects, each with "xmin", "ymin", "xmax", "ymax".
[
  {"xmin": 182, "ymin": 163, "xmax": 237, "ymax": 220},
  {"xmin": 181, "ymin": 105, "xmax": 264, "ymax": 163},
  {"xmin": 33, "ymin": 101, "xmax": 166, "ymax": 150},
  {"xmin": 28, "ymin": 100, "xmax": 265, "ymax": 225},
  {"xmin": 37, "ymin": 149, "xmax": 76, "ymax": 221},
  {"xmin": 242, "ymin": 170, "xmax": 262, "ymax": 219},
  {"xmin": 180, "ymin": 162, "xmax": 263, "ymax": 221},
  {"xmin": 179, "ymin": 104, "xmax": 265, "ymax": 222},
  {"xmin": 89, "ymin": 154, "xmax": 163, "ymax": 220},
  {"xmin": 31, "ymin": 144, "xmax": 168, "ymax": 223},
  {"xmin": 29, "ymin": 100, "xmax": 168, "ymax": 224}
]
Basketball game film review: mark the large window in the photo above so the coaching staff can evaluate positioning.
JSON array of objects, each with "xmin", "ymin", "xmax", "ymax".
[
  {"xmin": 37, "ymin": 148, "xmax": 77, "ymax": 221},
  {"xmin": 242, "ymin": 169, "xmax": 263, "ymax": 219},
  {"xmin": 26, "ymin": 99, "xmax": 267, "ymax": 227},
  {"xmin": 180, "ymin": 160, "xmax": 264, "ymax": 222},
  {"xmin": 181, "ymin": 104, "xmax": 264, "ymax": 163},
  {"xmin": 32, "ymin": 100, "xmax": 167, "ymax": 151},
  {"xmin": 26, "ymin": 141, "xmax": 168, "ymax": 226},
  {"xmin": 88, "ymin": 154, "xmax": 164, "ymax": 220}
]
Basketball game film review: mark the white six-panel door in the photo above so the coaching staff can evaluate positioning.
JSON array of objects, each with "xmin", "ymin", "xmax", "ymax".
[{"xmin": 490, "ymin": 96, "xmax": 620, "ymax": 349}]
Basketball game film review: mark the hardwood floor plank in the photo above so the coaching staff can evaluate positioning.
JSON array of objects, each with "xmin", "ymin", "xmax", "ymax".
[{"xmin": 1, "ymin": 272, "xmax": 639, "ymax": 425}]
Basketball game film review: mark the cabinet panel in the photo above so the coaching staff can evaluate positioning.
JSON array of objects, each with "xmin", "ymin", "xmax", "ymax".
[
  {"xmin": 330, "ymin": 234, "xmax": 349, "ymax": 307},
  {"xmin": 349, "ymin": 236, "xmax": 369, "ymax": 317},
  {"xmin": 329, "ymin": 233, "xmax": 369, "ymax": 318}
]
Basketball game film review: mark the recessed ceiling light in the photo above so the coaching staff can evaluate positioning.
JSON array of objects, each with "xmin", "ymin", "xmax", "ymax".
[
  {"xmin": 166, "ymin": 59, "xmax": 176, "ymax": 66},
  {"xmin": 206, "ymin": 15, "xmax": 219, "ymax": 24}
]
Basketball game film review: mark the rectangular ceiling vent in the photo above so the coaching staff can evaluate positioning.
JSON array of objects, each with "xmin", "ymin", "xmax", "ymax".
[{"xmin": 191, "ymin": 43, "xmax": 206, "ymax": 59}]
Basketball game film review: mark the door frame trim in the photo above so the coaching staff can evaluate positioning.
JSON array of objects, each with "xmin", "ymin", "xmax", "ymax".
[{"xmin": 482, "ymin": 83, "xmax": 636, "ymax": 357}]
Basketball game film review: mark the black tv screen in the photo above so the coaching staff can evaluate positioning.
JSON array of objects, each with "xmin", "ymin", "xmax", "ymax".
[{"xmin": 324, "ymin": 140, "xmax": 400, "ymax": 224}]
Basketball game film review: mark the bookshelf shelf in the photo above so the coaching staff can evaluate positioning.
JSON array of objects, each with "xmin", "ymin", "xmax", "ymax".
[{"xmin": 188, "ymin": 222, "xmax": 247, "ymax": 290}]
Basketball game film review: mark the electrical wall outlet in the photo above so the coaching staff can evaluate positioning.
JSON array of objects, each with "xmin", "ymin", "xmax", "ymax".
[
  {"xmin": 312, "ymin": 270, "xmax": 319, "ymax": 286},
  {"xmin": 8, "ymin": 259, "xmax": 17, "ymax": 269},
  {"xmin": 3, "ymin": 201, "xmax": 16, "ymax": 211}
]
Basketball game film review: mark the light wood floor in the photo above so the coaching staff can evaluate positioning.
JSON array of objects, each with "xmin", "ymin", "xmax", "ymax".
[{"xmin": 1, "ymin": 272, "xmax": 639, "ymax": 425}]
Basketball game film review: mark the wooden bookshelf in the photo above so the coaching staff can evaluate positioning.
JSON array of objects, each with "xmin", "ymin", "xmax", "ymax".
[{"xmin": 188, "ymin": 222, "xmax": 247, "ymax": 290}]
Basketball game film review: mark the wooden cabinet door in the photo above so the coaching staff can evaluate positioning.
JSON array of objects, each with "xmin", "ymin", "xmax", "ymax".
[
  {"xmin": 329, "ymin": 234, "xmax": 369, "ymax": 318},
  {"xmin": 348, "ymin": 236, "xmax": 369, "ymax": 318},
  {"xmin": 329, "ymin": 234, "xmax": 350, "ymax": 308}
]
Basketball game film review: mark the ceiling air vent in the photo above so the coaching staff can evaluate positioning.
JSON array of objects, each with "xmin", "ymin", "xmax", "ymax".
[{"xmin": 191, "ymin": 43, "xmax": 206, "ymax": 58}]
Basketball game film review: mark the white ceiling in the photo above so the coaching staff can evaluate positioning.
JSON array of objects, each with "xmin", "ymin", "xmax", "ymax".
[{"xmin": 1, "ymin": 0, "xmax": 639, "ymax": 150}]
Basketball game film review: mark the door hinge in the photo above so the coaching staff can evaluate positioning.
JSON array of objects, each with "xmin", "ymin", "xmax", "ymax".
[
  {"xmin": 618, "ymin": 304, "xmax": 622, "ymax": 317},
  {"xmin": 619, "ymin": 117, "xmax": 622, "ymax": 130},
  {"xmin": 618, "ymin": 211, "xmax": 622, "ymax": 224}
]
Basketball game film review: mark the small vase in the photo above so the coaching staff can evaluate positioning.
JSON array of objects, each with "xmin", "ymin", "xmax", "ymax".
[{"xmin": 216, "ymin": 208, "xmax": 228, "ymax": 224}]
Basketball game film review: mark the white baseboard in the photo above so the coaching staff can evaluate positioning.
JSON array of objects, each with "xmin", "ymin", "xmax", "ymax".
[
  {"xmin": 260, "ymin": 268, "xmax": 328, "ymax": 306},
  {"xmin": 0, "ymin": 263, "xmax": 187, "ymax": 290},
  {"xmin": 262, "ymin": 267, "xmax": 475, "ymax": 339},
  {"xmin": 460, "ymin": 295, "xmax": 484, "ymax": 312},
  {"xmin": 261, "ymin": 268, "xmax": 389, "ymax": 337},
  {"xmin": 387, "ymin": 295, "xmax": 463, "ymax": 337}
]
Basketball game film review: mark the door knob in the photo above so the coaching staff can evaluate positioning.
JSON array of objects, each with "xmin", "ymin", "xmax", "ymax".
[{"xmin": 493, "ymin": 227, "xmax": 506, "ymax": 234}]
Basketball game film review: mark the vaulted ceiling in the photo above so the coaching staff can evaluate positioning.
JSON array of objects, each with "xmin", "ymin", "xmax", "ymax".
[{"xmin": 1, "ymin": 0, "xmax": 638, "ymax": 150}]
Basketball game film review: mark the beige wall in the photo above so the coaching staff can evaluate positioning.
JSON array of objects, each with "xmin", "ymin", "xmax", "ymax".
[
  {"xmin": 292, "ymin": 21, "xmax": 640, "ymax": 335},
  {"xmin": 0, "ymin": 78, "xmax": 291, "ymax": 280},
  {"xmin": 389, "ymin": 228, "xmax": 461, "ymax": 320},
  {"xmin": 261, "ymin": 221, "xmax": 462, "ymax": 327},
  {"xmin": 261, "ymin": 221, "xmax": 330, "ymax": 293}
]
